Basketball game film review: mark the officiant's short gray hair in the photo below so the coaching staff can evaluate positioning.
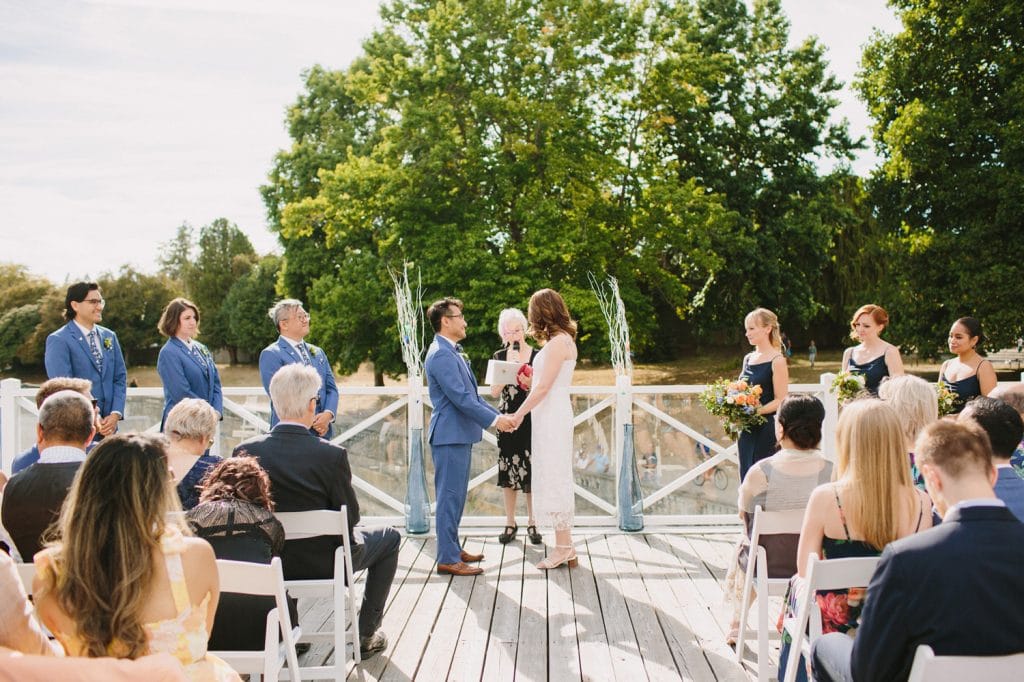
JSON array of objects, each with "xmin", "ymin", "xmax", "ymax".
[
  {"xmin": 268, "ymin": 299, "xmax": 305, "ymax": 330},
  {"xmin": 269, "ymin": 364, "xmax": 322, "ymax": 420},
  {"xmin": 497, "ymin": 308, "xmax": 528, "ymax": 341}
]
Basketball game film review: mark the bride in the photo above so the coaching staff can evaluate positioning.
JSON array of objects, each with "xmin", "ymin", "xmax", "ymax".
[{"xmin": 506, "ymin": 289, "xmax": 578, "ymax": 570}]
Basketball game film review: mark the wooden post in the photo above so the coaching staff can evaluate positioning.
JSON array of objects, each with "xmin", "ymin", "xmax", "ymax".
[
  {"xmin": 1, "ymin": 378, "xmax": 22, "ymax": 474},
  {"xmin": 820, "ymin": 373, "xmax": 838, "ymax": 463}
]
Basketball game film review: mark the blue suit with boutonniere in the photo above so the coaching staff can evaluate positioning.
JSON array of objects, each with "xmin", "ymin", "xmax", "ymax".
[
  {"xmin": 156, "ymin": 336, "xmax": 224, "ymax": 429},
  {"xmin": 259, "ymin": 336, "xmax": 339, "ymax": 438},
  {"xmin": 44, "ymin": 321, "xmax": 127, "ymax": 423},
  {"xmin": 425, "ymin": 333, "xmax": 500, "ymax": 566}
]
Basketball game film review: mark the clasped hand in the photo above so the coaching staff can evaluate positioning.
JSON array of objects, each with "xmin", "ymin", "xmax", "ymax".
[{"xmin": 496, "ymin": 414, "xmax": 523, "ymax": 432}]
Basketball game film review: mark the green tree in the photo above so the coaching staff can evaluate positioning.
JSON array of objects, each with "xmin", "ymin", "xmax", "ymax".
[
  {"xmin": 0, "ymin": 304, "xmax": 42, "ymax": 370},
  {"xmin": 223, "ymin": 255, "xmax": 283, "ymax": 358},
  {"xmin": 190, "ymin": 218, "xmax": 258, "ymax": 363},
  {"xmin": 857, "ymin": 0, "xmax": 1024, "ymax": 354},
  {"xmin": 0, "ymin": 263, "xmax": 56, "ymax": 318},
  {"xmin": 96, "ymin": 267, "xmax": 176, "ymax": 366},
  {"xmin": 157, "ymin": 223, "xmax": 195, "ymax": 287}
]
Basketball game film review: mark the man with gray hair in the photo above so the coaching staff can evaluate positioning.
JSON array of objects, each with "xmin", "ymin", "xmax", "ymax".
[
  {"xmin": 2, "ymin": 390, "xmax": 96, "ymax": 559},
  {"xmin": 233, "ymin": 364, "xmax": 399, "ymax": 659},
  {"xmin": 258, "ymin": 298, "xmax": 339, "ymax": 438}
]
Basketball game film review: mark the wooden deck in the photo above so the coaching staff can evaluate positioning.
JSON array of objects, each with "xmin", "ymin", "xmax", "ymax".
[{"xmin": 296, "ymin": 530, "xmax": 777, "ymax": 681}]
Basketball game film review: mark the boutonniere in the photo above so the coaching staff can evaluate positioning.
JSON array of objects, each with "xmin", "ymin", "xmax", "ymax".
[
  {"xmin": 458, "ymin": 351, "xmax": 470, "ymax": 364},
  {"xmin": 309, "ymin": 346, "xmax": 319, "ymax": 358},
  {"xmin": 102, "ymin": 337, "xmax": 112, "ymax": 351},
  {"xmin": 199, "ymin": 344, "xmax": 212, "ymax": 359}
]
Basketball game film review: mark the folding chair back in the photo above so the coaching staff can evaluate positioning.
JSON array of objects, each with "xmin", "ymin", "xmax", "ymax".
[
  {"xmin": 906, "ymin": 644, "xmax": 1024, "ymax": 682},
  {"xmin": 735, "ymin": 506, "xmax": 805, "ymax": 681},
  {"xmin": 275, "ymin": 505, "xmax": 360, "ymax": 680},
  {"xmin": 211, "ymin": 557, "xmax": 302, "ymax": 682},
  {"xmin": 781, "ymin": 553, "xmax": 880, "ymax": 682}
]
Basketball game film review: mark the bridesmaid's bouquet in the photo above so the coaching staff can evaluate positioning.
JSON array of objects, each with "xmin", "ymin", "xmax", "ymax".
[
  {"xmin": 936, "ymin": 380, "xmax": 958, "ymax": 417},
  {"xmin": 699, "ymin": 378, "xmax": 766, "ymax": 439},
  {"xmin": 831, "ymin": 371, "xmax": 866, "ymax": 405}
]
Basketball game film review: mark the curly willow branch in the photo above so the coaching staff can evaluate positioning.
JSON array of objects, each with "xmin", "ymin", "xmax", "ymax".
[
  {"xmin": 389, "ymin": 264, "xmax": 425, "ymax": 378},
  {"xmin": 588, "ymin": 273, "xmax": 632, "ymax": 377}
]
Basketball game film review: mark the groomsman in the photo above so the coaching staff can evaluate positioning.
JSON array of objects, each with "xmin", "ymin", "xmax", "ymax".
[
  {"xmin": 259, "ymin": 299, "xmax": 339, "ymax": 438},
  {"xmin": 44, "ymin": 282, "xmax": 127, "ymax": 438}
]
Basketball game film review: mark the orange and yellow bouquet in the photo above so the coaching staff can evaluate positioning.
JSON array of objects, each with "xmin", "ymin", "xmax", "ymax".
[{"xmin": 699, "ymin": 378, "xmax": 766, "ymax": 439}]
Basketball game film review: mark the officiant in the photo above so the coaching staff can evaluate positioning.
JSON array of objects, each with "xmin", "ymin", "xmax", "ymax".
[{"xmin": 488, "ymin": 308, "xmax": 542, "ymax": 546}]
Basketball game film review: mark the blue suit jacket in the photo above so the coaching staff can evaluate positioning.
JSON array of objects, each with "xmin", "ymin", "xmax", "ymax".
[
  {"xmin": 44, "ymin": 322, "xmax": 127, "ymax": 418},
  {"xmin": 259, "ymin": 337, "xmax": 339, "ymax": 430},
  {"xmin": 994, "ymin": 466, "xmax": 1024, "ymax": 521},
  {"xmin": 424, "ymin": 335, "xmax": 499, "ymax": 446},
  {"xmin": 156, "ymin": 337, "xmax": 223, "ymax": 427},
  {"xmin": 850, "ymin": 505, "xmax": 1024, "ymax": 681}
]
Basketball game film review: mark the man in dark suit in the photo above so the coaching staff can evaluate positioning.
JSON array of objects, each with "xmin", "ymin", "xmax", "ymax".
[
  {"xmin": 43, "ymin": 282, "xmax": 127, "ymax": 439},
  {"xmin": 10, "ymin": 378, "xmax": 99, "ymax": 474},
  {"xmin": 960, "ymin": 396, "xmax": 1024, "ymax": 520},
  {"xmin": 811, "ymin": 420, "xmax": 1024, "ymax": 682},
  {"xmin": 233, "ymin": 364, "xmax": 398, "ymax": 659},
  {"xmin": 423, "ymin": 298, "xmax": 512, "ymax": 576},
  {"xmin": 2, "ymin": 391, "xmax": 95, "ymax": 560},
  {"xmin": 258, "ymin": 299, "xmax": 339, "ymax": 438}
]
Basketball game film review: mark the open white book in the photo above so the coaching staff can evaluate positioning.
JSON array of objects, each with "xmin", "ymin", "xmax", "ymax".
[{"xmin": 485, "ymin": 359, "xmax": 525, "ymax": 386}]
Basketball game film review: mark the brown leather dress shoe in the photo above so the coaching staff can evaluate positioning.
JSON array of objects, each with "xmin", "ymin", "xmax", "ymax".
[
  {"xmin": 460, "ymin": 549, "xmax": 484, "ymax": 563},
  {"xmin": 437, "ymin": 561, "xmax": 484, "ymax": 576}
]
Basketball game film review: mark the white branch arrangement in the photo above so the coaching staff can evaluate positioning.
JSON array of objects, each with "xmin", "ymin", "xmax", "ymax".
[
  {"xmin": 589, "ymin": 273, "xmax": 633, "ymax": 377},
  {"xmin": 390, "ymin": 264, "xmax": 425, "ymax": 379}
]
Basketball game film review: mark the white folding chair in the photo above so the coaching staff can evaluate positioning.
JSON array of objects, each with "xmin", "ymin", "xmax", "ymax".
[
  {"xmin": 276, "ymin": 506, "xmax": 360, "ymax": 680},
  {"xmin": 211, "ymin": 557, "xmax": 302, "ymax": 682},
  {"xmin": 906, "ymin": 644, "xmax": 1024, "ymax": 682},
  {"xmin": 735, "ymin": 506, "xmax": 806, "ymax": 681},
  {"xmin": 781, "ymin": 553, "xmax": 881, "ymax": 682},
  {"xmin": 15, "ymin": 561, "xmax": 36, "ymax": 594}
]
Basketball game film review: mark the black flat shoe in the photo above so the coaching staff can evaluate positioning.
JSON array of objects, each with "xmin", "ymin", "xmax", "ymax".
[
  {"xmin": 498, "ymin": 524, "xmax": 518, "ymax": 544},
  {"xmin": 526, "ymin": 525, "xmax": 542, "ymax": 544}
]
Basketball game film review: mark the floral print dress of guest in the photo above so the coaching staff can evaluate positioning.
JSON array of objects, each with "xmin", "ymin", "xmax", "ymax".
[{"xmin": 493, "ymin": 346, "xmax": 534, "ymax": 492}]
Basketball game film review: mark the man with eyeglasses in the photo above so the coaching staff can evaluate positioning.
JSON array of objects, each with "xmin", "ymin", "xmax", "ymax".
[
  {"xmin": 259, "ymin": 299, "xmax": 339, "ymax": 439},
  {"xmin": 44, "ymin": 282, "xmax": 127, "ymax": 439}
]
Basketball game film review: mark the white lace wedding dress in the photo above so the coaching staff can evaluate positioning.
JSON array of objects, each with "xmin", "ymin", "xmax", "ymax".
[{"xmin": 530, "ymin": 341, "xmax": 576, "ymax": 530}]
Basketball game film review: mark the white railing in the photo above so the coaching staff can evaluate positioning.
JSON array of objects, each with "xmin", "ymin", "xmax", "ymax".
[{"xmin": 0, "ymin": 375, "xmax": 838, "ymax": 529}]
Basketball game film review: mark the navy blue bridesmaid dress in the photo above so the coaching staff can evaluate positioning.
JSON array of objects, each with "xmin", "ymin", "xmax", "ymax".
[{"xmin": 737, "ymin": 354, "xmax": 779, "ymax": 481}]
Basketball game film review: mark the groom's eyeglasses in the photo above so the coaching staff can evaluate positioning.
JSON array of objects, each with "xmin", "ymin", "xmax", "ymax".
[{"xmin": 445, "ymin": 312, "xmax": 465, "ymax": 319}]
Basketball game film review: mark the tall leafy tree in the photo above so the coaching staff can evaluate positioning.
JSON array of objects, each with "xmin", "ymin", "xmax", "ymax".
[
  {"xmin": 857, "ymin": 0, "xmax": 1024, "ymax": 353},
  {"xmin": 190, "ymin": 218, "xmax": 258, "ymax": 363},
  {"xmin": 223, "ymin": 255, "xmax": 283, "ymax": 358},
  {"xmin": 96, "ymin": 267, "xmax": 176, "ymax": 366}
]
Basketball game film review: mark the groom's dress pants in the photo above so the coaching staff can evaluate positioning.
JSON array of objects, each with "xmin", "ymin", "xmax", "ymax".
[{"xmin": 431, "ymin": 442, "xmax": 473, "ymax": 564}]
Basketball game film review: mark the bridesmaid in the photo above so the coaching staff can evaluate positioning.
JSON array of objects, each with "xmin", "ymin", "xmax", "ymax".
[
  {"xmin": 156, "ymin": 298, "xmax": 223, "ymax": 430},
  {"xmin": 841, "ymin": 304, "xmax": 905, "ymax": 396},
  {"xmin": 939, "ymin": 316, "xmax": 997, "ymax": 413},
  {"xmin": 737, "ymin": 308, "xmax": 789, "ymax": 481}
]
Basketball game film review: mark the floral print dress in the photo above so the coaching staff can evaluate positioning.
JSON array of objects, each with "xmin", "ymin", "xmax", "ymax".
[{"xmin": 493, "ymin": 346, "xmax": 534, "ymax": 492}]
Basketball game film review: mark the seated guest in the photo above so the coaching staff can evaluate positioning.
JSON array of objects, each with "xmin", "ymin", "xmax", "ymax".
[
  {"xmin": 724, "ymin": 395, "xmax": 832, "ymax": 645},
  {"xmin": 1, "ymin": 391, "xmax": 95, "ymax": 560},
  {"xmin": 0, "ymin": 550, "xmax": 58, "ymax": 655},
  {"xmin": 10, "ymin": 378, "xmax": 99, "ymax": 474},
  {"xmin": 990, "ymin": 383, "xmax": 1024, "ymax": 476},
  {"xmin": 778, "ymin": 399, "xmax": 932, "ymax": 682},
  {"xmin": 959, "ymin": 396, "xmax": 1024, "ymax": 520},
  {"xmin": 233, "ymin": 364, "xmax": 399, "ymax": 659},
  {"xmin": 187, "ymin": 456, "xmax": 298, "ymax": 650},
  {"xmin": 32, "ymin": 434, "xmax": 239, "ymax": 681},
  {"xmin": 879, "ymin": 375, "xmax": 940, "ymax": 487},
  {"xmin": 165, "ymin": 398, "xmax": 223, "ymax": 510},
  {"xmin": 811, "ymin": 420, "xmax": 1024, "ymax": 682}
]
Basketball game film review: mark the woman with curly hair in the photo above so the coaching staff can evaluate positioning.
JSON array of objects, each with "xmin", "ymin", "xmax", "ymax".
[
  {"xmin": 32, "ymin": 433, "xmax": 238, "ymax": 681},
  {"xmin": 841, "ymin": 304, "xmax": 905, "ymax": 396},
  {"xmin": 187, "ymin": 455, "xmax": 295, "ymax": 651}
]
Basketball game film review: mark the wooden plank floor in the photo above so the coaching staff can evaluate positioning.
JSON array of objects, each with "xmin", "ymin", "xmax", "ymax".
[{"xmin": 294, "ymin": 531, "xmax": 782, "ymax": 682}]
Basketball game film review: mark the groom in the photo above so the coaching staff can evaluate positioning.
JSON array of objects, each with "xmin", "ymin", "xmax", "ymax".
[{"xmin": 425, "ymin": 298, "xmax": 512, "ymax": 576}]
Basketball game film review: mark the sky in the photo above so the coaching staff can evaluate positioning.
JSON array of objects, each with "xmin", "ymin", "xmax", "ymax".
[{"xmin": 0, "ymin": 0, "xmax": 902, "ymax": 284}]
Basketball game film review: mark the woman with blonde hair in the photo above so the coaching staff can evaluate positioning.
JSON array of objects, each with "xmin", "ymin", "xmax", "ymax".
[
  {"xmin": 488, "ymin": 308, "xmax": 541, "ymax": 545},
  {"xmin": 841, "ymin": 304, "xmax": 904, "ymax": 396},
  {"xmin": 506, "ymin": 289, "xmax": 579, "ymax": 570},
  {"xmin": 33, "ymin": 434, "xmax": 238, "ymax": 681},
  {"xmin": 879, "ymin": 374, "xmax": 939, "ymax": 487},
  {"xmin": 777, "ymin": 400, "xmax": 932, "ymax": 681},
  {"xmin": 165, "ymin": 398, "xmax": 222, "ymax": 510},
  {"xmin": 736, "ymin": 308, "xmax": 789, "ymax": 480}
]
